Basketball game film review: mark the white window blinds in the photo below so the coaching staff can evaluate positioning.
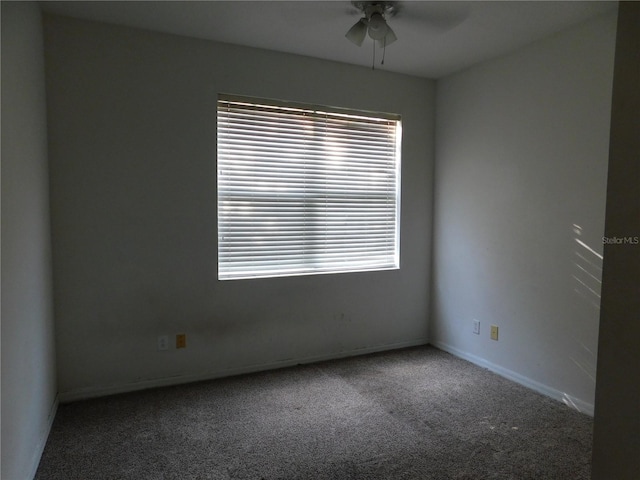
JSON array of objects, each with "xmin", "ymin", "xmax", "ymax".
[{"xmin": 217, "ymin": 95, "xmax": 401, "ymax": 280}]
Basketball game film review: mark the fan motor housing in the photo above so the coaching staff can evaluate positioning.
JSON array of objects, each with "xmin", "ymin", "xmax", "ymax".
[{"xmin": 352, "ymin": 1, "xmax": 399, "ymax": 20}]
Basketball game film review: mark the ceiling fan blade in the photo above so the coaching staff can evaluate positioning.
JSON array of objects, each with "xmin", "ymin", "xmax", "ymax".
[
  {"xmin": 398, "ymin": 3, "xmax": 470, "ymax": 33},
  {"xmin": 345, "ymin": 18, "xmax": 368, "ymax": 46}
]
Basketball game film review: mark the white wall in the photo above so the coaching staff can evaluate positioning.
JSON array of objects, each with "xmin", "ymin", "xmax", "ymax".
[
  {"xmin": 1, "ymin": 3, "xmax": 58, "ymax": 479},
  {"xmin": 431, "ymin": 12, "xmax": 617, "ymax": 414},
  {"xmin": 43, "ymin": 15, "xmax": 435, "ymax": 401},
  {"xmin": 592, "ymin": 3, "xmax": 640, "ymax": 478}
]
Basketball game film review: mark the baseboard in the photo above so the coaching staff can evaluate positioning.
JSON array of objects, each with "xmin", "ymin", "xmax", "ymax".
[
  {"xmin": 429, "ymin": 341, "xmax": 594, "ymax": 416},
  {"xmin": 59, "ymin": 339, "xmax": 429, "ymax": 403},
  {"xmin": 27, "ymin": 394, "xmax": 59, "ymax": 480}
]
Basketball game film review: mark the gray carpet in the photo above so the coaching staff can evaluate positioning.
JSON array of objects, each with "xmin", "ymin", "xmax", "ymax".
[{"xmin": 35, "ymin": 346, "xmax": 593, "ymax": 479}]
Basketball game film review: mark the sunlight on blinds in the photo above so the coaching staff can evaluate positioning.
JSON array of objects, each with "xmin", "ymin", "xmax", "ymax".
[{"xmin": 217, "ymin": 95, "xmax": 401, "ymax": 280}]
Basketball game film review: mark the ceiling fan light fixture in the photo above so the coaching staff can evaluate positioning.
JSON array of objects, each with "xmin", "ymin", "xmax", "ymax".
[
  {"xmin": 379, "ymin": 24, "xmax": 397, "ymax": 47},
  {"xmin": 367, "ymin": 12, "xmax": 388, "ymax": 40},
  {"xmin": 345, "ymin": 18, "xmax": 368, "ymax": 46}
]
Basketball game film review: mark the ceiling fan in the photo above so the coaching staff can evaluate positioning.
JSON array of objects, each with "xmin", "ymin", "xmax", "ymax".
[
  {"xmin": 345, "ymin": 1, "xmax": 399, "ymax": 48},
  {"xmin": 344, "ymin": 1, "xmax": 470, "ymax": 68}
]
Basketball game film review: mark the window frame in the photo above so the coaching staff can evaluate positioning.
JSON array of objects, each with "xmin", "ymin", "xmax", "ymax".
[{"xmin": 216, "ymin": 94, "xmax": 402, "ymax": 281}]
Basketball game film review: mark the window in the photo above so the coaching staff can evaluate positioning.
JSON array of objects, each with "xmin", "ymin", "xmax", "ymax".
[{"xmin": 217, "ymin": 94, "xmax": 401, "ymax": 280}]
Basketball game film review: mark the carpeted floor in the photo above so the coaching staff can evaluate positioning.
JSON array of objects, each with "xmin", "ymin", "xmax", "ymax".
[{"xmin": 35, "ymin": 346, "xmax": 593, "ymax": 479}]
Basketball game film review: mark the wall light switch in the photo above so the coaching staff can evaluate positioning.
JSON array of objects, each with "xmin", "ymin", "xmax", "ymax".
[{"xmin": 176, "ymin": 334, "xmax": 186, "ymax": 349}]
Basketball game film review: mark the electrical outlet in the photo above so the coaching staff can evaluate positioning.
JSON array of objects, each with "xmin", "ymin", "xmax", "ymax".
[
  {"xmin": 176, "ymin": 334, "xmax": 186, "ymax": 349},
  {"xmin": 473, "ymin": 320, "xmax": 480, "ymax": 335},
  {"xmin": 158, "ymin": 335, "xmax": 169, "ymax": 351},
  {"xmin": 490, "ymin": 325, "xmax": 499, "ymax": 341}
]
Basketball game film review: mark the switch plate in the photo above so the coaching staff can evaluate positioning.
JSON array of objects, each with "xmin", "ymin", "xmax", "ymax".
[
  {"xmin": 473, "ymin": 320, "xmax": 480, "ymax": 335},
  {"xmin": 176, "ymin": 334, "xmax": 186, "ymax": 349},
  {"xmin": 490, "ymin": 325, "xmax": 499, "ymax": 341}
]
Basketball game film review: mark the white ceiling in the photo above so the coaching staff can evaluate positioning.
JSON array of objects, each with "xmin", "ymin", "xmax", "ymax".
[{"xmin": 39, "ymin": 0, "xmax": 617, "ymax": 78}]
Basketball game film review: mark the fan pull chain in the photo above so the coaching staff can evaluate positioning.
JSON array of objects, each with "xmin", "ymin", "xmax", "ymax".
[
  {"xmin": 372, "ymin": 40, "xmax": 376, "ymax": 70},
  {"xmin": 381, "ymin": 37, "xmax": 387, "ymax": 65}
]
